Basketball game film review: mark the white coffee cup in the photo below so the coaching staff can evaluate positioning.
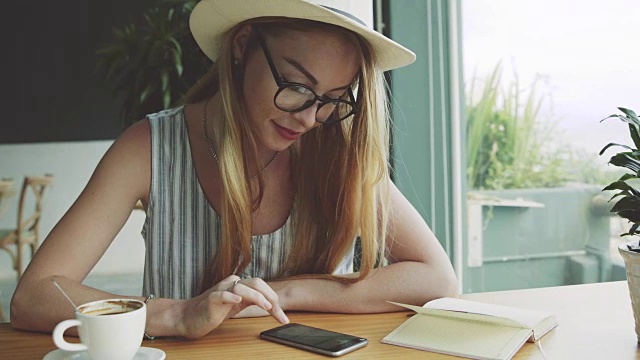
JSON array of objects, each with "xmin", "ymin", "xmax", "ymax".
[{"xmin": 52, "ymin": 298, "xmax": 146, "ymax": 360}]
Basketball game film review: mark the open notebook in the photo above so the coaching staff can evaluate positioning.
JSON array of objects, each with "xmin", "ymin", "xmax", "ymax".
[{"xmin": 382, "ymin": 298, "xmax": 557, "ymax": 360}]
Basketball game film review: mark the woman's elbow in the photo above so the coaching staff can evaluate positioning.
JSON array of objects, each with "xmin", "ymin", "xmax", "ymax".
[
  {"xmin": 429, "ymin": 261, "xmax": 459, "ymax": 299},
  {"xmin": 442, "ymin": 269, "xmax": 459, "ymax": 298},
  {"xmin": 10, "ymin": 286, "xmax": 30, "ymax": 330},
  {"xmin": 10, "ymin": 280, "xmax": 45, "ymax": 332}
]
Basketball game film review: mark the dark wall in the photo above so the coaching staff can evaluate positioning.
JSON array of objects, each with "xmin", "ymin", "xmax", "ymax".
[{"xmin": 2, "ymin": 0, "xmax": 157, "ymax": 144}]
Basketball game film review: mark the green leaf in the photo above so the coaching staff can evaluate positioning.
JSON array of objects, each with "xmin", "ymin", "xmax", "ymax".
[
  {"xmin": 173, "ymin": 49, "xmax": 183, "ymax": 75},
  {"xmin": 617, "ymin": 209, "xmax": 640, "ymax": 224},
  {"xmin": 599, "ymin": 142, "xmax": 634, "ymax": 155},
  {"xmin": 609, "ymin": 153, "xmax": 640, "ymax": 173},
  {"xmin": 606, "ymin": 113, "xmax": 640, "ymax": 129},
  {"xmin": 609, "ymin": 190, "xmax": 632, "ymax": 202},
  {"xmin": 169, "ymin": 37, "xmax": 182, "ymax": 56},
  {"xmin": 175, "ymin": 61, "xmax": 183, "ymax": 76},
  {"xmin": 139, "ymin": 83, "xmax": 153, "ymax": 104},
  {"xmin": 630, "ymin": 123, "xmax": 640, "ymax": 150},
  {"xmin": 619, "ymin": 107, "xmax": 639, "ymax": 122},
  {"xmin": 603, "ymin": 181, "xmax": 640, "ymax": 197},
  {"xmin": 163, "ymin": 91, "xmax": 171, "ymax": 109},
  {"xmin": 611, "ymin": 196, "xmax": 640, "ymax": 214},
  {"xmin": 618, "ymin": 173, "xmax": 636, "ymax": 182},
  {"xmin": 160, "ymin": 70, "xmax": 169, "ymax": 92}
]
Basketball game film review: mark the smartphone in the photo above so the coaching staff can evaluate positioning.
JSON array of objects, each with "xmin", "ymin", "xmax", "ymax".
[{"xmin": 260, "ymin": 323, "xmax": 368, "ymax": 357}]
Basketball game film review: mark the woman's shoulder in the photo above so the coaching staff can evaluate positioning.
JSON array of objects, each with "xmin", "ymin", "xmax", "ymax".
[
  {"xmin": 111, "ymin": 105, "xmax": 185, "ymax": 151},
  {"xmin": 86, "ymin": 118, "xmax": 152, "ymax": 207},
  {"xmin": 108, "ymin": 118, "xmax": 152, "ymax": 167}
]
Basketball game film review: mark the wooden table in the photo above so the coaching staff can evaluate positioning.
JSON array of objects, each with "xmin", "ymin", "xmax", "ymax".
[{"xmin": 0, "ymin": 281, "xmax": 637, "ymax": 359}]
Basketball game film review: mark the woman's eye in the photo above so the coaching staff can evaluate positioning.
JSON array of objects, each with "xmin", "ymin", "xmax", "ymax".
[{"xmin": 290, "ymin": 85, "xmax": 311, "ymax": 95}]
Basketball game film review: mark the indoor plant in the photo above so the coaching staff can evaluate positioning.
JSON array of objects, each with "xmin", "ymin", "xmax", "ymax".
[
  {"xmin": 599, "ymin": 107, "xmax": 640, "ymax": 342},
  {"xmin": 95, "ymin": 0, "xmax": 209, "ymax": 127}
]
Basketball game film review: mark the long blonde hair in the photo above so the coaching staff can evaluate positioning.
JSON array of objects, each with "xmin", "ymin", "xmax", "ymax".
[{"xmin": 184, "ymin": 18, "xmax": 391, "ymax": 291}]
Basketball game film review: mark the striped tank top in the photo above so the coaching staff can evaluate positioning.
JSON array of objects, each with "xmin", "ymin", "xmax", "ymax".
[{"xmin": 142, "ymin": 107, "xmax": 354, "ymax": 299}]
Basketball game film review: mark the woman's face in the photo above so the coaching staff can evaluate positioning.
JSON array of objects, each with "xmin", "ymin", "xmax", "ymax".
[{"xmin": 236, "ymin": 26, "xmax": 360, "ymax": 153}]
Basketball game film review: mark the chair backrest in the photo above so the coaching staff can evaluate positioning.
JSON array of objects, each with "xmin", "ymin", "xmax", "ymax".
[
  {"xmin": 17, "ymin": 175, "xmax": 54, "ymax": 234},
  {"xmin": 0, "ymin": 179, "xmax": 15, "ymax": 219}
]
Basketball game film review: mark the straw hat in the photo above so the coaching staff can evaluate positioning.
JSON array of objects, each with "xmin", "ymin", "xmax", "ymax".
[{"xmin": 189, "ymin": 0, "xmax": 416, "ymax": 71}]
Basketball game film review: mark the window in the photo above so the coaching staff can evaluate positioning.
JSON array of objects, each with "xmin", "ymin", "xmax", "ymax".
[{"xmin": 462, "ymin": 0, "xmax": 639, "ymax": 291}]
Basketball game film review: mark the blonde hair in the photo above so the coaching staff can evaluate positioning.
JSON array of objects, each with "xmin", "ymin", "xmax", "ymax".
[{"xmin": 184, "ymin": 18, "xmax": 391, "ymax": 291}]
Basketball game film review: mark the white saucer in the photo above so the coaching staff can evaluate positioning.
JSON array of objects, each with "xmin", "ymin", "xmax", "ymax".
[{"xmin": 43, "ymin": 346, "xmax": 166, "ymax": 360}]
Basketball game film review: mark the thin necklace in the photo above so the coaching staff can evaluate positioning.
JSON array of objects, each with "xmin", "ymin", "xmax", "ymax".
[{"xmin": 202, "ymin": 97, "xmax": 280, "ymax": 180}]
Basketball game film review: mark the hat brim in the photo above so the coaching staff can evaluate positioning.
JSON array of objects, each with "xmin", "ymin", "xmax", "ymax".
[{"xmin": 190, "ymin": 0, "xmax": 416, "ymax": 72}]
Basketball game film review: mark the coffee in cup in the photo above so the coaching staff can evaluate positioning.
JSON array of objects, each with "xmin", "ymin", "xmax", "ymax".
[{"xmin": 52, "ymin": 298, "xmax": 146, "ymax": 360}]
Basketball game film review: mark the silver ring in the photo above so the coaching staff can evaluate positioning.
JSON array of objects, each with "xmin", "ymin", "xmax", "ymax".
[{"xmin": 226, "ymin": 277, "xmax": 242, "ymax": 292}]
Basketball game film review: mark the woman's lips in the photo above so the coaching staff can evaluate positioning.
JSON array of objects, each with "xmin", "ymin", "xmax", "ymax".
[{"xmin": 273, "ymin": 122, "xmax": 301, "ymax": 141}]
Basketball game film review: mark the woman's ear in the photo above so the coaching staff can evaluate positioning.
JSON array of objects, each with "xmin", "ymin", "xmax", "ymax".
[{"xmin": 232, "ymin": 25, "xmax": 253, "ymax": 62}]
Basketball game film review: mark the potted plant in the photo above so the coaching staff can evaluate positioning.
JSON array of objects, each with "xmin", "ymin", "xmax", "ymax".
[
  {"xmin": 599, "ymin": 107, "xmax": 640, "ymax": 342},
  {"xmin": 95, "ymin": 0, "xmax": 210, "ymax": 127}
]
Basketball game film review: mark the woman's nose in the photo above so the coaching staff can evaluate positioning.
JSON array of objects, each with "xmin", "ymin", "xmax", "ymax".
[{"xmin": 291, "ymin": 102, "xmax": 319, "ymax": 129}]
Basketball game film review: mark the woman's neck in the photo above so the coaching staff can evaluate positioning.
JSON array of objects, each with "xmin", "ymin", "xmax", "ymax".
[{"xmin": 204, "ymin": 93, "xmax": 281, "ymax": 178}]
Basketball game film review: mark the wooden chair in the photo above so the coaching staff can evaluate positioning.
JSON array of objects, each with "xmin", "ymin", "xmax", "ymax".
[
  {"xmin": 0, "ymin": 179, "xmax": 16, "ymax": 322},
  {"xmin": 0, "ymin": 175, "xmax": 54, "ymax": 280},
  {"xmin": 0, "ymin": 179, "xmax": 15, "ymax": 220}
]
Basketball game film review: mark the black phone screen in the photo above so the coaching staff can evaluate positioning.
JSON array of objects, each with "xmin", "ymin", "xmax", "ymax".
[{"xmin": 260, "ymin": 323, "xmax": 368, "ymax": 356}]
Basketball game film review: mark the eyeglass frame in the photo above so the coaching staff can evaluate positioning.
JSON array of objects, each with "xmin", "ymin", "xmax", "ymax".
[{"xmin": 254, "ymin": 29, "xmax": 359, "ymax": 124}]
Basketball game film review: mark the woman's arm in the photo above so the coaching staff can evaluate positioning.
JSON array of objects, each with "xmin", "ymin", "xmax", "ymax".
[
  {"xmin": 11, "ymin": 119, "xmax": 154, "ymax": 332},
  {"xmin": 10, "ymin": 119, "xmax": 286, "ymax": 337},
  {"xmin": 272, "ymin": 180, "xmax": 458, "ymax": 313}
]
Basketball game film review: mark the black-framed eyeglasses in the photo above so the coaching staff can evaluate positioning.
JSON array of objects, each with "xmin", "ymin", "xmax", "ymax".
[{"xmin": 256, "ymin": 31, "xmax": 359, "ymax": 124}]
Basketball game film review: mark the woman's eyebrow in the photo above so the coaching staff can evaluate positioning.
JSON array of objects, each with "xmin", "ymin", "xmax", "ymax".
[
  {"xmin": 283, "ymin": 56, "xmax": 352, "ymax": 92},
  {"xmin": 283, "ymin": 57, "xmax": 318, "ymax": 84}
]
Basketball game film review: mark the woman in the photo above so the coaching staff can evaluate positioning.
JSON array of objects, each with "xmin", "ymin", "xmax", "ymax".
[{"xmin": 11, "ymin": 0, "xmax": 457, "ymax": 339}]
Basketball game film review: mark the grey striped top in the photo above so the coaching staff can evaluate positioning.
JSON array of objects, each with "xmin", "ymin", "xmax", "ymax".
[{"xmin": 142, "ymin": 107, "xmax": 354, "ymax": 299}]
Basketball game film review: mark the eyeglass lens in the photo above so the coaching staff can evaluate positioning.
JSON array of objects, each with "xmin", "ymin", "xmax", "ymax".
[{"xmin": 275, "ymin": 86, "xmax": 354, "ymax": 123}]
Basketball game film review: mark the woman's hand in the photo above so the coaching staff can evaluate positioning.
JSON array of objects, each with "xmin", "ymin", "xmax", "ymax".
[
  {"xmin": 224, "ymin": 277, "xmax": 289, "ymax": 323},
  {"xmin": 177, "ymin": 275, "xmax": 289, "ymax": 338}
]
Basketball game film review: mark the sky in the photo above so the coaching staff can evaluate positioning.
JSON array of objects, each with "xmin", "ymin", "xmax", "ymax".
[{"xmin": 462, "ymin": 0, "xmax": 640, "ymax": 162}]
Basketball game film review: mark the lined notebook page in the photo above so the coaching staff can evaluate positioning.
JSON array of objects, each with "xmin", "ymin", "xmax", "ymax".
[{"xmin": 382, "ymin": 315, "xmax": 532, "ymax": 360}]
